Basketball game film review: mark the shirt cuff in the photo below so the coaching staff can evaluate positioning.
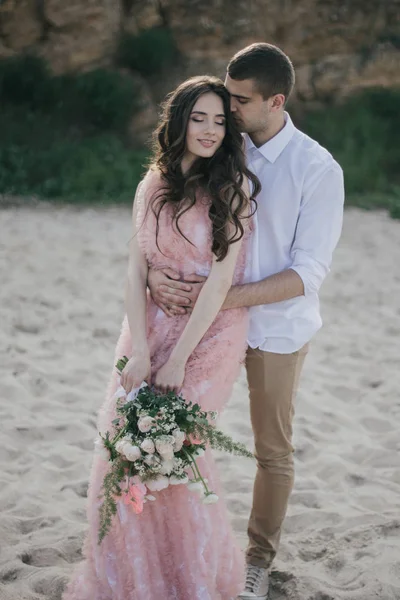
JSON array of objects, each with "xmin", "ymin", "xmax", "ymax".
[{"xmin": 290, "ymin": 262, "xmax": 328, "ymax": 297}]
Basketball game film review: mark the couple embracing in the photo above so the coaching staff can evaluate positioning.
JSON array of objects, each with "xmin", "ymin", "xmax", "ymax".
[{"xmin": 63, "ymin": 43, "xmax": 344, "ymax": 600}]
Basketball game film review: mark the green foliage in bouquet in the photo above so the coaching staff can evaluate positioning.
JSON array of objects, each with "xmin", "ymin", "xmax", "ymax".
[{"xmin": 98, "ymin": 456, "xmax": 126, "ymax": 543}]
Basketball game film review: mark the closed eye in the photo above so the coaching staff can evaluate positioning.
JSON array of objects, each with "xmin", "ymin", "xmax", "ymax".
[{"xmin": 191, "ymin": 118, "xmax": 226, "ymax": 126}]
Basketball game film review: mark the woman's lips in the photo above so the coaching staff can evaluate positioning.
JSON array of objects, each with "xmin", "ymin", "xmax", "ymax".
[{"xmin": 198, "ymin": 139, "xmax": 215, "ymax": 148}]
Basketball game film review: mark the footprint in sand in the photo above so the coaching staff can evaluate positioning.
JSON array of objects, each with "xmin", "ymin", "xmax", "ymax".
[
  {"xmin": 346, "ymin": 473, "xmax": 366, "ymax": 487},
  {"xmin": 269, "ymin": 570, "xmax": 297, "ymax": 599},
  {"xmin": 298, "ymin": 546, "xmax": 328, "ymax": 562},
  {"xmin": 0, "ymin": 564, "xmax": 21, "ymax": 583},
  {"xmin": 19, "ymin": 547, "xmax": 67, "ymax": 567},
  {"xmin": 31, "ymin": 571, "xmax": 68, "ymax": 597},
  {"xmin": 60, "ymin": 480, "xmax": 88, "ymax": 498},
  {"xmin": 18, "ymin": 516, "xmax": 59, "ymax": 535},
  {"xmin": 361, "ymin": 417, "xmax": 395, "ymax": 433}
]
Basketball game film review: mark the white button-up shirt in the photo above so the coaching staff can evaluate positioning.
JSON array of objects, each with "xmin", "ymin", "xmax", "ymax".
[{"xmin": 245, "ymin": 112, "xmax": 345, "ymax": 353}]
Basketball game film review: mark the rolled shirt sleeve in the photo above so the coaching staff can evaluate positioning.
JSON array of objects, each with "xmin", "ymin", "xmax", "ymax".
[{"xmin": 290, "ymin": 163, "xmax": 345, "ymax": 296}]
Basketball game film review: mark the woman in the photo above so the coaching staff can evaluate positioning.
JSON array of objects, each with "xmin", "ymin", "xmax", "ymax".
[{"xmin": 63, "ymin": 75, "xmax": 261, "ymax": 600}]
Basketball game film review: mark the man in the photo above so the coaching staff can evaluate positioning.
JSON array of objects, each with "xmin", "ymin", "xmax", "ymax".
[{"xmin": 148, "ymin": 43, "xmax": 344, "ymax": 600}]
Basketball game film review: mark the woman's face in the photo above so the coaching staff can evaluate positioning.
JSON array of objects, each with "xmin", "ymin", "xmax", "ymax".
[{"xmin": 184, "ymin": 92, "xmax": 226, "ymax": 166}]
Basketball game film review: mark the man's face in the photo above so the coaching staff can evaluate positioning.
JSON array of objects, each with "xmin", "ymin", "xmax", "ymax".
[{"xmin": 224, "ymin": 75, "xmax": 273, "ymax": 135}]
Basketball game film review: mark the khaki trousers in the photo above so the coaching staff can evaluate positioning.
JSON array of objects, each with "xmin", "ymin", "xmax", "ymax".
[{"xmin": 245, "ymin": 344, "xmax": 309, "ymax": 568}]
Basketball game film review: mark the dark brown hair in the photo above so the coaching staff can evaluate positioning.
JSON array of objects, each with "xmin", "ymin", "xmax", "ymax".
[
  {"xmin": 228, "ymin": 43, "xmax": 295, "ymax": 103},
  {"xmin": 149, "ymin": 75, "xmax": 261, "ymax": 262}
]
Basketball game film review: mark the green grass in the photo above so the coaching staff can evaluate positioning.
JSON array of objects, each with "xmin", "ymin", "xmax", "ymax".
[
  {"xmin": 302, "ymin": 88, "xmax": 400, "ymax": 219},
  {"xmin": 0, "ymin": 55, "xmax": 148, "ymax": 203},
  {"xmin": 0, "ymin": 108, "xmax": 148, "ymax": 203}
]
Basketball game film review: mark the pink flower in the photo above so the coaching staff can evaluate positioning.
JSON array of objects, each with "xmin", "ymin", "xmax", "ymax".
[
  {"xmin": 121, "ymin": 477, "xmax": 147, "ymax": 514},
  {"xmin": 189, "ymin": 434, "xmax": 204, "ymax": 445}
]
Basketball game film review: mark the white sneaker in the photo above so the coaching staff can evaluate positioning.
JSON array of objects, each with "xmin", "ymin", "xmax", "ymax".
[{"xmin": 237, "ymin": 565, "xmax": 269, "ymax": 599}]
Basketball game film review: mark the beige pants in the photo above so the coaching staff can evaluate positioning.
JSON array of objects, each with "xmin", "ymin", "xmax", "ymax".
[{"xmin": 245, "ymin": 344, "xmax": 309, "ymax": 568}]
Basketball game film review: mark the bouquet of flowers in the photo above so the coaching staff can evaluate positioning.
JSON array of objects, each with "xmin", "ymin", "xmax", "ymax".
[{"xmin": 95, "ymin": 356, "xmax": 254, "ymax": 544}]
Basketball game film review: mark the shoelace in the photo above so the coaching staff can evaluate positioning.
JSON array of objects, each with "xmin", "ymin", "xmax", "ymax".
[{"xmin": 245, "ymin": 566, "xmax": 265, "ymax": 592}]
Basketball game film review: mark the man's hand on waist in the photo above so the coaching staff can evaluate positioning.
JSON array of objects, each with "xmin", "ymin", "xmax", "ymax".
[{"xmin": 147, "ymin": 267, "xmax": 206, "ymax": 316}]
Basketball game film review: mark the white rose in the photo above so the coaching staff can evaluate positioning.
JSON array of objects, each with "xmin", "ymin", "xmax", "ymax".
[
  {"xmin": 155, "ymin": 435, "xmax": 175, "ymax": 460},
  {"xmin": 144, "ymin": 454, "xmax": 160, "ymax": 466},
  {"xmin": 138, "ymin": 416, "xmax": 156, "ymax": 433},
  {"xmin": 172, "ymin": 428, "xmax": 184, "ymax": 438},
  {"xmin": 140, "ymin": 439, "xmax": 155, "ymax": 454},
  {"xmin": 172, "ymin": 428, "xmax": 186, "ymax": 451},
  {"xmin": 203, "ymin": 493, "xmax": 219, "ymax": 504},
  {"xmin": 187, "ymin": 480, "xmax": 204, "ymax": 493},
  {"xmin": 169, "ymin": 474, "xmax": 188, "ymax": 486},
  {"xmin": 123, "ymin": 444, "xmax": 142, "ymax": 461},
  {"xmin": 159, "ymin": 458, "xmax": 176, "ymax": 475},
  {"xmin": 94, "ymin": 438, "xmax": 110, "ymax": 461},
  {"xmin": 115, "ymin": 439, "xmax": 129, "ymax": 454},
  {"xmin": 145, "ymin": 476, "xmax": 170, "ymax": 492}
]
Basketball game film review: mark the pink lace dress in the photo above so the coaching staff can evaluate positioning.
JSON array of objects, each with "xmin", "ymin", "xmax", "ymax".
[{"xmin": 63, "ymin": 170, "xmax": 251, "ymax": 600}]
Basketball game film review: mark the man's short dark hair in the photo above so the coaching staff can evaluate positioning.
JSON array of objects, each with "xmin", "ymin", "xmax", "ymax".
[{"xmin": 227, "ymin": 43, "xmax": 295, "ymax": 103}]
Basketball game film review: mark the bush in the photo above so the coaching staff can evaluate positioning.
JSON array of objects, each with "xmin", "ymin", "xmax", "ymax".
[
  {"xmin": 116, "ymin": 27, "xmax": 177, "ymax": 76},
  {"xmin": 0, "ymin": 55, "xmax": 139, "ymax": 132},
  {"xmin": 0, "ymin": 135, "xmax": 148, "ymax": 203},
  {"xmin": 0, "ymin": 106, "xmax": 148, "ymax": 203},
  {"xmin": 65, "ymin": 69, "xmax": 139, "ymax": 131},
  {"xmin": 0, "ymin": 54, "xmax": 52, "ymax": 109},
  {"xmin": 303, "ymin": 88, "xmax": 400, "ymax": 198},
  {"xmin": 0, "ymin": 54, "xmax": 147, "ymax": 202}
]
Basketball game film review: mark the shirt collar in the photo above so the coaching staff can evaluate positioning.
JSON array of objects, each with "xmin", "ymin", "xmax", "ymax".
[{"xmin": 244, "ymin": 112, "xmax": 296, "ymax": 163}]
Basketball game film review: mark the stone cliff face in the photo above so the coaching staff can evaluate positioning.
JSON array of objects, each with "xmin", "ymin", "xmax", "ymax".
[{"xmin": 1, "ymin": 0, "xmax": 399, "ymax": 111}]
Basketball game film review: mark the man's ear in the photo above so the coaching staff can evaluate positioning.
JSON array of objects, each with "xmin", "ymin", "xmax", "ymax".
[{"xmin": 270, "ymin": 94, "xmax": 286, "ymax": 111}]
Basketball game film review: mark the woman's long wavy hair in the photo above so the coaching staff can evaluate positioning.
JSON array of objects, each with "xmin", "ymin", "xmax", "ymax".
[{"xmin": 149, "ymin": 75, "xmax": 261, "ymax": 262}]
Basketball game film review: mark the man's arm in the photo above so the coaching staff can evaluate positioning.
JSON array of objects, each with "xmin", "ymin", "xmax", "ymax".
[
  {"xmin": 222, "ymin": 268, "xmax": 304, "ymax": 310},
  {"xmin": 148, "ymin": 256, "xmax": 304, "ymax": 314},
  {"xmin": 223, "ymin": 163, "xmax": 345, "ymax": 310}
]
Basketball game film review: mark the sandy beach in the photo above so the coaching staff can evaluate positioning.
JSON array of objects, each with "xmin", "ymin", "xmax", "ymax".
[{"xmin": 0, "ymin": 203, "xmax": 399, "ymax": 600}]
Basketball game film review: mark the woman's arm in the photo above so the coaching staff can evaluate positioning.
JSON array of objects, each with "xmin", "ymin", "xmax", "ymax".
[
  {"xmin": 155, "ymin": 179, "xmax": 250, "ymax": 392},
  {"xmin": 169, "ymin": 247, "xmax": 242, "ymax": 363},
  {"xmin": 121, "ymin": 182, "xmax": 151, "ymax": 392},
  {"xmin": 125, "ymin": 183, "xmax": 148, "ymax": 350}
]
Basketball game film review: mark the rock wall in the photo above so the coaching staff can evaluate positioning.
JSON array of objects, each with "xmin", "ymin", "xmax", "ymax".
[{"xmin": 1, "ymin": 0, "xmax": 399, "ymax": 109}]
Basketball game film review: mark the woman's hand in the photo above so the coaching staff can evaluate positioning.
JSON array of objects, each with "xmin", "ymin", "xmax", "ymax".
[
  {"xmin": 121, "ymin": 352, "xmax": 151, "ymax": 393},
  {"xmin": 154, "ymin": 358, "xmax": 186, "ymax": 394}
]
